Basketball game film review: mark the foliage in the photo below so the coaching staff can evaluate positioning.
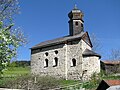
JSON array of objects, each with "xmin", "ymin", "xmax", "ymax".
[
  {"xmin": 0, "ymin": 66, "xmax": 79, "ymax": 89},
  {"xmin": 2, "ymin": 75, "xmax": 81, "ymax": 90},
  {"xmin": 0, "ymin": 0, "xmax": 27, "ymax": 76},
  {"xmin": 0, "ymin": 22, "xmax": 26, "ymax": 76},
  {"xmin": 1, "ymin": 75, "xmax": 60, "ymax": 89},
  {"xmin": 82, "ymin": 72, "xmax": 120, "ymax": 89},
  {"xmin": 0, "ymin": 0, "xmax": 19, "ymax": 23},
  {"xmin": 103, "ymin": 75, "xmax": 120, "ymax": 80},
  {"xmin": 82, "ymin": 72, "xmax": 101, "ymax": 89},
  {"xmin": 8, "ymin": 61, "xmax": 17, "ymax": 67},
  {"xmin": 0, "ymin": 77, "xmax": 16, "ymax": 88},
  {"xmin": 0, "ymin": 66, "xmax": 120, "ymax": 89},
  {"xmin": 8, "ymin": 61, "xmax": 30, "ymax": 67},
  {"xmin": 99, "ymin": 70, "xmax": 107, "ymax": 77},
  {"xmin": 15, "ymin": 61, "xmax": 30, "ymax": 67},
  {"xmin": 0, "ymin": 66, "xmax": 30, "ymax": 87}
]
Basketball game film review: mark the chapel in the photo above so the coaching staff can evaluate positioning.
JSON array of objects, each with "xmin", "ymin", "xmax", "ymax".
[{"xmin": 31, "ymin": 6, "xmax": 101, "ymax": 80}]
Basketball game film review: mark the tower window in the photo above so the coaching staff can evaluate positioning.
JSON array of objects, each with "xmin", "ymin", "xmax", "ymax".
[
  {"xmin": 72, "ymin": 58, "xmax": 76, "ymax": 67},
  {"xmin": 44, "ymin": 59, "xmax": 48, "ymax": 67},
  {"xmin": 75, "ymin": 22, "xmax": 78, "ymax": 26},
  {"xmin": 54, "ymin": 50, "xmax": 58, "ymax": 54},
  {"xmin": 81, "ymin": 23, "xmax": 83, "ymax": 27},
  {"xmin": 53, "ymin": 57, "xmax": 58, "ymax": 67},
  {"xmin": 45, "ymin": 52, "xmax": 48, "ymax": 56}
]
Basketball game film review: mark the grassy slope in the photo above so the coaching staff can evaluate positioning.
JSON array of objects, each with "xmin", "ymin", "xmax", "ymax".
[
  {"xmin": 0, "ymin": 67, "xmax": 30, "ymax": 87},
  {"xmin": 2, "ymin": 67, "xmax": 30, "ymax": 77},
  {"xmin": 0, "ymin": 67, "xmax": 80, "ymax": 88},
  {"xmin": 1, "ymin": 67, "xmax": 120, "ymax": 89},
  {"xmin": 59, "ymin": 79, "xmax": 80, "ymax": 86}
]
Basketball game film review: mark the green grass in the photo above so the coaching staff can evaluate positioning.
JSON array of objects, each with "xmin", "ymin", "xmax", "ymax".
[
  {"xmin": 59, "ymin": 79, "xmax": 80, "ymax": 86},
  {"xmin": 2, "ymin": 67, "xmax": 30, "ymax": 77},
  {"xmin": 0, "ymin": 77, "xmax": 16, "ymax": 87},
  {"xmin": 0, "ymin": 67, "xmax": 120, "ymax": 89},
  {"xmin": 0, "ymin": 67, "xmax": 81, "ymax": 89},
  {"xmin": 103, "ymin": 75, "xmax": 120, "ymax": 80},
  {"xmin": 81, "ymin": 74, "xmax": 120, "ymax": 90},
  {"xmin": 0, "ymin": 66, "xmax": 30, "ymax": 87}
]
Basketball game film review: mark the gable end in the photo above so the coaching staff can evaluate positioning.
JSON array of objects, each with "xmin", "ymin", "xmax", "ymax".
[{"xmin": 82, "ymin": 32, "xmax": 93, "ymax": 47}]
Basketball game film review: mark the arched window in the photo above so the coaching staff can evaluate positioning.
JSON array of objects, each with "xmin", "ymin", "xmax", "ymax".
[
  {"xmin": 72, "ymin": 58, "xmax": 76, "ymax": 66},
  {"xmin": 75, "ymin": 21, "xmax": 78, "ymax": 26},
  {"xmin": 54, "ymin": 50, "xmax": 58, "ymax": 54},
  {"xmin": 81, "ymin": 23, "xmax": 83, "ymax": 27},
  {"xmin": 45, "ymin": 52, "xmax": 48, "ymax": 56},
  {"xmin": 53, "ymin": 57, "xmax": 58, "ymax": 67},
  {"xmin": 44, "ymin": 59, "xmax": 48, "ymax": 67}
]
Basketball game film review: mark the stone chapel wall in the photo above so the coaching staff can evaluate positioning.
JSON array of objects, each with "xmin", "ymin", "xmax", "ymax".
[
  {"xmin": 31, "ymin": 44, "xmax": 66, "ymax": 79},
  {"xmin": 82, "ymin": 56, "xmax": 100, "ymax": 81},
  {"xmin": 81, "ymin": 39, "xmax": 100, "ymax": 81},
  {"xmin": 31, "ymin": 39, "xmax": 100, "ymax": 80},
  {"xmin": 67, "ymin": 40, "xmax": 83, "ymax": 80}
]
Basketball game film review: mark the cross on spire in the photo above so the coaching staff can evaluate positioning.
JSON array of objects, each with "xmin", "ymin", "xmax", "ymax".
[{"xmin": 74, "ymin": 4, "xmax": 77, "ymax": 9}]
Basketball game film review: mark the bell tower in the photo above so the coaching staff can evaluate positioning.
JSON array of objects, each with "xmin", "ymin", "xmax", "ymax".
[{"xmin": 68, "ymin": 5, "xmax": 84, "ymax": 36}]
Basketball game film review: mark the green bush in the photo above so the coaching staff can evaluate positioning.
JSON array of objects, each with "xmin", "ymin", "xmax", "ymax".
[
  {"xmin": 8, "ymin": 62, "xmax": 17, "ymax": 67},
  {"xmin": 103, "ymin": 75, "xmax": 120, "ymax": 80},
  {"xmin": 82, "ymin": 72, "xmax": 102, "ymax": 89},
  {"xmin": 8, "ymin": 61, "xmax": 30, "ymax": 67}
]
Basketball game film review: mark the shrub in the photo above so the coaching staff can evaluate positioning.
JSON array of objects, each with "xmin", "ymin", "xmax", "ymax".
[
  {"xmin": 82, "ymin": 72, "xmax": 102, "ymax": 89},
  {"xmin": 8, "ymin": 62, "xmax": 17, "ymax": 67},
  {"xmin": 8, "ymin": 61, "xmax": 30, "ymax": 67},
  {"xmin": 3, "ymin": 75, "xmax": 60, "ymax": 90}
]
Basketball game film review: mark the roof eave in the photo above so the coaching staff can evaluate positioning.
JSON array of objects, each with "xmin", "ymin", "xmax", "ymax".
[
  {"xmin": 83, "ymin": 54, "xmax": 101, "ymax": 59},
  {"xmin": 31, "ymin": 37, "xmax": 82, "ymax": 50}
]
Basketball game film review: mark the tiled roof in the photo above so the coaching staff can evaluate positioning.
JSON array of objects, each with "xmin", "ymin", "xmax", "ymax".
[
  {"xmin": 107, "ymin": 85, "xmax": 120, "ymax": 90},
  {"xmin": 96, "ymin": 80, "xmax": 120, "ymax": 90},
  {"xmin": 82, "ymin": 49, "xmax": 101, "ymax": 58},
  {"xmin": 102, "ymin": 61, "xmax": 120, "ymax": 65},
  {"xmin": 105, "ymin": 80, "xmax": 120, "ymax": 86},
  {"xmin": 31, "ymin": 32, "xmax": 86, "ymax": 49}
]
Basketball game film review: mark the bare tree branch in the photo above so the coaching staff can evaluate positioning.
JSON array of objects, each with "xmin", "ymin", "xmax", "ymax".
[
  {"xmin": 109, "ymin": 49, "xmax": 120, "ymax": 61},
  {"xmin": 90, "ymin": 33, "xmax": 102, "ymax": 53}
]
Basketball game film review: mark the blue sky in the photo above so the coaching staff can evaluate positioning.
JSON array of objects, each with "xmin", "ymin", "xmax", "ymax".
[{"xmin": 14, "ymin": 0, "xmax": 120, "ymax": 60}]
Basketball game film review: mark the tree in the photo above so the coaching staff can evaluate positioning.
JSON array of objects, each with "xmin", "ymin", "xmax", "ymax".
[
  {"xmin": 108, "ymin": 49, "xmax": 120, "ymax": 74},
  {"xmin": 109, "ymin": 49, "xmax": 120, "ymax": 61},
  {"xmin": 90, "ymin": 33, "xmax": 102, "ymax": 53},
  {"xmin": 0, "ymin": 0, "xmax": 19, "ymax": 23},
  {"xmin": 0, "ymin": 0, "xmax": 26, "ymax": 76}
]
